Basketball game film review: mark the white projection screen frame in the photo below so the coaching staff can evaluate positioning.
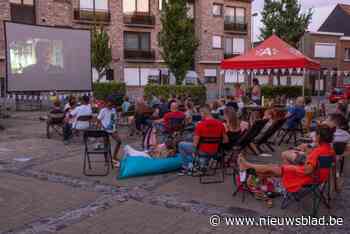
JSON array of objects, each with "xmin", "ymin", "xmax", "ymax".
[{"xmin": 4, "ymin": 22, "xmax": 92, "ymax": 92}]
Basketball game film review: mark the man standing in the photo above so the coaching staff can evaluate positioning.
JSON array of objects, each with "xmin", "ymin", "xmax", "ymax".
[{"xmin": 178, "ymin": 104, "xmax": 228, "ymax": 175}]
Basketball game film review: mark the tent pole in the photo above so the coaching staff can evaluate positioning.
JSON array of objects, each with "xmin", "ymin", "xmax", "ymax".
[{"xmin": 302, "ymin": 69, "xmax": 305, "ymax": 97}]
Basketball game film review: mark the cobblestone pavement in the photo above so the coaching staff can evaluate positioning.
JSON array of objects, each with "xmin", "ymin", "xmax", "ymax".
[{"xmin": 0, "ymin": 111, "xmax": 350, "ymax": 234}]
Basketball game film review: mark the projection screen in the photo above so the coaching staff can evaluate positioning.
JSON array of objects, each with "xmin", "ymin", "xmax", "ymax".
[{"xmin": 5, "ymin": 22, "xmax": 92, "ymax": 92}]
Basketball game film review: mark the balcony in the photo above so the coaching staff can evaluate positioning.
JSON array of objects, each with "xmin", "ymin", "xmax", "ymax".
[
  {"xmin": 123, "ymin": 13, "xmax": 155, "ymax": 27},
  {"xmin": 74, "ymin": 9, "xmax": 111, "ymax": 24},
  {"xmin": 224, "ymin": 22, "xmax": 248, "ymax": 33},
  {"xmin": 124, "ymin": 50, "xmax": 156, "ymax": 61},
  {"xmin": 224, "ymin": 53, "xmax": 240, "ymax": 59}
]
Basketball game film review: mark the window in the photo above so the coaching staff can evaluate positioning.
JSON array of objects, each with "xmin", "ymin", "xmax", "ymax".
[
  {"xmin": 124, "ymin": 32, "xmax": 150, "ymax": 51},
  {"xmin": 345, "ymin": 48, "xmax": 350, "ymax": 61},
  {"xmin": 212, "ymin": 4, "xmax": 222, "ymax": 16},
  {"xmin": 124, "ymin": 67, "xmax": 155, "ymax": 86},
  {"xmin": 225, "ymin": 38, "xmax": 245, "ymax": 55},
  {"xmin": 212, "ymin": 36, "xmax": 222, "ymax": 49},
  {"xmin": 10, "ymin": 0, "xmax": 35, "ymax": 24},
  {"xmin": 159, "ymin": 0, "xmax": 168, "ymax": 10},
  {"xmin": 314, "ymin": 43, "xmax": 336, "ymax": 58},
  {"xmin": 187, "ymin": 2, "xmax": 194, "ymax": 19},
  {"xmin": 224, "ymin": 6, "xmax": 245, "ymax": 24},
  {"xmin": 80, "ymin": 0, "xmax": 108, "ymax": 10},
  {"xmin": 224, "ymin": 7, "xmax": 235, "ymax": 23},
  {"xmin": 123, "ymin": 0, "xmax": 149, "ymax": 13},
  {"xmin": 235, "ymin": 8, "xmax": 245, "ymax": 24},
  {"xmin": 204, "ymin": 69, "xmax": 217, "ymax": 84}
]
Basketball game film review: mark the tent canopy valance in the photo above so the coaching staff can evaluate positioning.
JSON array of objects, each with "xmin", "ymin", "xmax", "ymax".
[{"xmin": 220, "ymin": 35, "xmax": 320, "ymax": 71}]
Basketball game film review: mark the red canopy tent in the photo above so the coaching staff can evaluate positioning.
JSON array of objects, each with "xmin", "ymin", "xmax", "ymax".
[
  {"xmin": 220, "ymin": 34, "xmax": 320, "ymax": 70},
  {"xmin": 220, "ymin": 35, "xmax": 321, "ymax": 96}
]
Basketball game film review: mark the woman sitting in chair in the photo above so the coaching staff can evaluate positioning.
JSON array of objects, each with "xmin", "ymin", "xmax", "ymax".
[
  {"xmin": 238, "ymin": 125, "xmax": 335, "ymax": 193},
  {"xmin": 222, "ymin": 107, "xmax": 248, "ymax": 150}
]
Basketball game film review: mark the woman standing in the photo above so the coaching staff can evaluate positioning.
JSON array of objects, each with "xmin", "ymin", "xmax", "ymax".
[{"xmin": 251, "ymin": 78, "xmax": 262, "ymax": 105}]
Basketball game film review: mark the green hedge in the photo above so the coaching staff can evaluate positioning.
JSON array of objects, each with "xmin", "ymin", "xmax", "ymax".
[
  {"xmin": 261, "ymin": 86, "xmax": 311, "ymax": 98},
  {"xmin": 93, "ymin": 82, "xmax": 126, "ymax": 101},
  {"xmin": 144, "ymin": 85, "xmax": 207, "ymax": 105}
]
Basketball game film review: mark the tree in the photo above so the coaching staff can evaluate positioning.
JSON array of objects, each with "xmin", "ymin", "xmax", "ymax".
[
  {"xmin": 91, "ymin": 26, "xmax": 112, "ymax": 83},
  {"xmin": 159, "ymin": 0, "xmax": 199, "ymax": 85},
  {"xmin": 260, "ymin": 0, "xmax": 313, "ymax": 48}
]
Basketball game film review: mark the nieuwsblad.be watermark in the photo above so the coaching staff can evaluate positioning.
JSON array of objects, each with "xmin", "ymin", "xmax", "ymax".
[{"xmin": 209, "ymin": 215, "xmax": 344, "ymax": 227}]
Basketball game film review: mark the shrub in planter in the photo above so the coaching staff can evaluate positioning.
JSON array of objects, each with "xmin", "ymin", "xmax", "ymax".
[
  {"xmin": 261, "ymin": 86, "xmax": 311, "ymax": 98},
  {"xmin": 93, "ymin": 82, "xmax": 126, "ymax": 105},
  {"xmin": 144, "ymin": 85, "xmax": 207, "ymax": 105}
]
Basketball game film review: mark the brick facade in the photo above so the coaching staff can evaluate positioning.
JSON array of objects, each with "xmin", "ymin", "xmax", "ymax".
[
  {"xmin": 0, "ymin": 0, "xmax": 252, "ymax": 97},
  {"xmin": 301, "ymin": 32, "xmax": 350, "ymax": 92}
]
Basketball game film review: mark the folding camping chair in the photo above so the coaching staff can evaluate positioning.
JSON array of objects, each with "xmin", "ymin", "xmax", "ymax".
[
  {"xmin": 46, "ymin": 111, "xmax": 65, "ymax": 139},
  {"xmin": 192, "ymin": 136, "xmax": 224, "ymax": 184},
  {"xmin": 281, "ymin": 155, "xmax": 335, "ymax": 217},
  {"xmin": 83, "ymin": 130, "xmax": 113, "ymax": 176}
]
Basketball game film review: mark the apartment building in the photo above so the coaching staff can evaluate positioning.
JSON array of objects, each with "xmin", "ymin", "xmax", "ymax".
[
  {"xmin": 0, "ymin": 0, "xmax": 252, "ymax": 97},
  {"xmin": 300, "ymin": 4, "xmax": 350, "ymax": 93}
]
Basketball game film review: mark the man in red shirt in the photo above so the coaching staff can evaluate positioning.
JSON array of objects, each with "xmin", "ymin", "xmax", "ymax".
[
  {"xmin": 238, "ymin": 125, "xmax": 335, "ymax": 193},
  {"xmin": 160, "ymin": 102, "xmax": 185, "ymax": 131},
  {"xmin": 178, "ymin": 104, "xmax": 228, "ymax": 175}
]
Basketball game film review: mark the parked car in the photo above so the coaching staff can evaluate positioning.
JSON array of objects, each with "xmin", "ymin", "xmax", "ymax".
[{"xmin": 328, "ymin": 88, "xmax": 350, "ymax": 103}]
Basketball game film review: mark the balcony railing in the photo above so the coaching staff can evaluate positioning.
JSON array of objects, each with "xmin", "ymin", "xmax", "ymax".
[
  {"xmin": 224, "ymin": 22, "xmax": 247, "ymax": 33},
  {"xmin": 123, "ymin": 13, "xmax": 155, "ymax": 26},
  {"xmin": 124, "ymin": 49, "xmax": 156, "ymax": 60},
  {"xmin": 224, "ymin": 53, "xmax": 240, "ymax": 59},
  {"xmin": 74, "ymin": 9, "xmax": 111, "ymax": 23}
]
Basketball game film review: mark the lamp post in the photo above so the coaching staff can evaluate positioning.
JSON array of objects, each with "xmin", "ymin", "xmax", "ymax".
[{"xmin": 251, "ymin": 12, "xmax": 258, "ymax": 48}]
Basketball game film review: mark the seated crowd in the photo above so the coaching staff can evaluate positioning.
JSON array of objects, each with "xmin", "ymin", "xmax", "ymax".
[{"xmin": 49, "ymin": 92, "xmax": 350, "ymax": 204}]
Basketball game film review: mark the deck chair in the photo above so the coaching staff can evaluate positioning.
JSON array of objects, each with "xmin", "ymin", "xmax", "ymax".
[
  {"xmin": 234, "ymin": 119, "xmax": 268, "ymax": 153},
  {"xmin": 281, "ymin": 155, "xmax": 335, "ymax": 217},
  {"xmin": 46, "ymin": 110, "xmax": 65, "ymax": 139},
  {"xmin": 192, "ymin": 137, "xmax": 224, "ymax": 184},
  {"xmin": 252, "ymin": 118, "xmax": 287, "ymax": 154},
  {"xmin": 278, "ymin": 117, "xmax": 304, "ymax": 146},
  {"xmin": 83, "ymin": 130, "xmax": 113, "ymax": 176}
]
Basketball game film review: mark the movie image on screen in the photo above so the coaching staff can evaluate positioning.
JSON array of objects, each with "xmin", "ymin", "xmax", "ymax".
[
  {"xmin": 5, "ymin": 22, "xmax": 92, "ymax": 92},
  {"xmin": 10, "ymin": 39, "xmax": 64, "ymax": 75}
]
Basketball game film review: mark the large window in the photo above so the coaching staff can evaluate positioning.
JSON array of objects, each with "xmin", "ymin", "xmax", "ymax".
[
  {"xmin": 124, "ymin": 32, "xmax": 150, "ymax": 51},
  {"xmin": 76, "ymin": 0, "xmax": 109, "ymax": 22},
  {"xmin": 224, "ymin": 7, "xmax": 245, "ymax": 24},
  {"xmin": 345, "ymin": 48, "xmax": 350, "ymax": 61},
  {"xmin": 224, "ymin": 7, "xmax": 235, "ymax": 23},
  {"xmin": 10, "ymin": 0, "xmax": 35, "ymax": 24},
  {"xmin": 314, "ymin": 43, "xmax": 336, "ymax": 58},
  {"xmin": 123, "ymin": 0, "xmax": 149, "ymax": 13},
  {"xmin": 80, "ymin": 0, "xmax": 108, "ymax": 11},
  {"xmin": 225, "ymin": 38, "xmax": 245, "ymax": 55}
]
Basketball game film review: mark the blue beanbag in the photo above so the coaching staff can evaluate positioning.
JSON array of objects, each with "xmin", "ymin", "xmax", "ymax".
[{"xmin": 118, "ymin": 155, "xmax": 183, "ymax": 179}]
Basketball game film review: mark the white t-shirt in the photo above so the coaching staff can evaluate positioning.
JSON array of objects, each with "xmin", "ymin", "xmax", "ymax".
[
  {"xmin": 334, "ymin": 129, "xmax": 350, "ymax": 143},
  {"xmin": 71, "ymin": 104, "xmax": 92, "ymax": 129},
  {"xmin": 97, "ymin": 107, "xmax": 117, "ymax": 132}
]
